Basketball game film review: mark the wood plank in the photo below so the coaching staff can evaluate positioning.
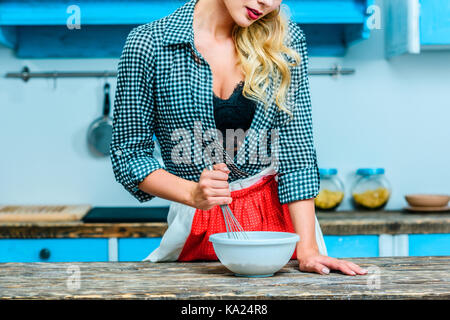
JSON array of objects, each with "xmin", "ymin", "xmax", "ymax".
[
  {"xmin": 0, "ymin": 222, "xmax": 167, "ymax": 238},
  {"xmin": 0, "ymin": 257, "xmax": 448, "ymax": 300},
  {"xmin": 0, "ymin": 205, "xmax": 91, "ymax": 222}
]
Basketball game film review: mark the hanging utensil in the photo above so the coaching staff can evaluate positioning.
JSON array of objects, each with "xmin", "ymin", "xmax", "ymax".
[{"xmin": 87, "ymin": 82, "xmax": 113, "ymax": 157}]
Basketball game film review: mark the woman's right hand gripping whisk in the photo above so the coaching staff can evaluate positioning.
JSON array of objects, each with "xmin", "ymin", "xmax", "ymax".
[{"xmin": 190, "ymin": 163, "xmax": 232, "ymax": 210}]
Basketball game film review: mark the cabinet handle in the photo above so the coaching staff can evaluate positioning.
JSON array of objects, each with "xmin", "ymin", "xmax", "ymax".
[{"xmin": 39, "ymin": 248, "xmax": 51, "ymax": 260}]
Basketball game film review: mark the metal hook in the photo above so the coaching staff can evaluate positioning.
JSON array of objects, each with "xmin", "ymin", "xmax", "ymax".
[
  {"xmin": 103, "ymin": 71, "xmax": 109, "ymax": 85},
  {"xmin": 53, "ymin": 71, "xmax": 57, "ymax": 89},
  {"xmin": 332, "ymin": 64, "xmax": 342, "ymax": 79},
  {"xmin": 21, "ymin": 66, "xmax": 31, "ymax": 82}
]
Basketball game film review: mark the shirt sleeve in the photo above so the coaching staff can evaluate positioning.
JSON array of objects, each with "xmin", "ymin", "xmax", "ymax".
[
  {"xmin": 275, "ymin": 30, "xmax": 321, "ymax": 205},
  {"xmin": 110, "ymin": 26, "xmax": 164, "ymax": 203}
]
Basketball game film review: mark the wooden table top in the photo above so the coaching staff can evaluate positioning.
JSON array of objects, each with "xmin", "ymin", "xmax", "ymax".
[{"xmin": 1, "ymin": 256, "xmax": 449, "ymax": 300}]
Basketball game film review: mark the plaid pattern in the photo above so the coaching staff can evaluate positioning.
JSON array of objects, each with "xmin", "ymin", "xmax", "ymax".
[{"xmin": 110, "ymin": 0, "xmax": 320, "ymax": 204}]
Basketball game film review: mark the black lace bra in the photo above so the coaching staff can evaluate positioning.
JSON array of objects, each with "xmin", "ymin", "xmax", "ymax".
[{"xmin": 213, "ymin": 80, "xmax": 257, "ymax": 154}]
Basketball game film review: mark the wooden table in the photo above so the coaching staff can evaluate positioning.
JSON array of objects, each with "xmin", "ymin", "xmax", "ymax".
[{"xmin": 1, "ymin": 256, "xmax": 448, "ymax": 299}]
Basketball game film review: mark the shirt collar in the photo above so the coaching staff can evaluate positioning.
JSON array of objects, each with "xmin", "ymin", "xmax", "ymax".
[{"xmin": 163, "ymin": 0, "xmax": 198, "ymax": 47}]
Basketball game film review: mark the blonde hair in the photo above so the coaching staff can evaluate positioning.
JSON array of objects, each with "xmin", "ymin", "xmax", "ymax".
[{"xmin": 232, "ymin": 5, "xmax": 301, "ymax": 118}]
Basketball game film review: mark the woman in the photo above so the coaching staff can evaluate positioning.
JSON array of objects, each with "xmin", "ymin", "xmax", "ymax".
[{"xmin": 111, "ymin": 0, "xmax": 367, "ymax": 276}]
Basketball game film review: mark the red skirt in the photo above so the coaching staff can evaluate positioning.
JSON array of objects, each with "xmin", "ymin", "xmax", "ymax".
[{"xmin": 178, "ymin": 173, "xmax": 298, "ymax": 261}]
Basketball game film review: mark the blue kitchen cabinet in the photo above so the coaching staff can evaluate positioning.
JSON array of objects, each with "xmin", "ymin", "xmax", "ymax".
[
  {"xmin": 324, "ymin": 234, "xmax": 450, "ymax": 258},
  {"xmin": 118, "ymin": 236, "xmax": 381, "ymax": 260},
  {"xmin": 0, "ymin": 0, "xmax": 373, "ymax": 57},
  {"xmin": 117, "ymin": 236, "xmax": 380, "ymax": 260},
  {"xmin": 0, "ymin": 239, "xmax": 109, "ymax": 262},
  {"xmin": 409, "ymin": 234, "xmax": 450, "ymax": 256},
  {"xmin": 1, "ymin": 233, "xmax": 446, "ymax": 262},
  {"xmin": 419, "ymin": 0, "xmax": 450, "ymax": 47},
  {"xmin": 118, "ymin": 237, "xmax": 162, "ymax": 261},
  {"xmin": 323, "ymin": 235, "xmax": 379, "ymax": 258},
  {"xmin": 386, "ymin": 0, "xmax": 450, "ymax": 57}
]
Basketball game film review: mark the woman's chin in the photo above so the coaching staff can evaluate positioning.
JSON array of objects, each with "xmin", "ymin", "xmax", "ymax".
[
  {"xmin": 234, "ymin": 17, "xmax": 254, "ymax": 28},
  {"xmin": 231, "ymin": 12, "xmax": 259, "ymax": 28}
]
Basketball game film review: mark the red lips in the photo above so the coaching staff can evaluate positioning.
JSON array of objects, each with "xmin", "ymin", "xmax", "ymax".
[
  {"xmin": 248, "ymin": 7, "xmax": 262, "ymax": 15},
  {"xmin": 246, "ymin": 7, "xmax": 262, "ymax": 20}
]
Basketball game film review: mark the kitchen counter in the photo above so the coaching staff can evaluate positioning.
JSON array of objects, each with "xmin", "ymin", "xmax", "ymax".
[
  {"xmin": 0, "ymin": 256, "xmax": 448, "ymax": 299},
  {"xmin": 0, "ymin": 210, "xmax": 449, "ymax": 238}
]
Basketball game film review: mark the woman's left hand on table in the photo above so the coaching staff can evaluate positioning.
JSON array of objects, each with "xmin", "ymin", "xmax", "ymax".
[{"xmin": 297, "ymin": 249, "xmax": 368, "ymax": 276}]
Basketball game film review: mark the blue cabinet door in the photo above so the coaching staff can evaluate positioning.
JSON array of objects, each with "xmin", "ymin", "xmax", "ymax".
[
  {"xmin": 323, "ymin": 235, "xmax": 379, "ymax": 258},
  {"xmin": 409, "ymin": 234, "xmax": 450, "ymax": 256},
  {"xmin": 420, "ymin": 0, "xmax": 450, "ymax": 46},
  {"xmin": 386, "ymin": 0, "xmax": 450, "ymax": 57},
  {"xmin": 0, "ymin": 239, "xmax": 109, "ymax": 262},
  {"xmin": 118, "ymin": 238, "xmax": 162, "ymax": 261}
]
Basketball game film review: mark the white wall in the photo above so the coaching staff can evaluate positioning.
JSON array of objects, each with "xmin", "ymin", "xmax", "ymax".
[{"xmin": 310, "ymin": 9, "xmax": 450, "ymax": 210}]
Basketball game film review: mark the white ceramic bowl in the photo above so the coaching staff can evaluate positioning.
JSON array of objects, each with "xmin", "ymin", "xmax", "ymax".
[{"xmin": 209, "ymin": 231, "xmax": 300, "ymax": 277}]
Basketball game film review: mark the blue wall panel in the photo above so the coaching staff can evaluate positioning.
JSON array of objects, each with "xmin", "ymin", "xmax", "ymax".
[
  {"xmin": 409, "ymin": 234, "xmax": 450, "ymax": 256},
  {"xmin": 324, "ymin": 235, "xmax": 379, "ymax": 258},
  {"xmin": 118, "ymin": 238, "xmax": 162, "ymax": 261},
  {"xmin": 0, "ymin": 239, "xmax": 109, "ymax": 262}
]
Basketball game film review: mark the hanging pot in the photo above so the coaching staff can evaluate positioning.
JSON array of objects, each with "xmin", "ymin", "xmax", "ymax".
[{"xmin": 87, "ymin": 83, "xmax": 113, "ymax": 157}]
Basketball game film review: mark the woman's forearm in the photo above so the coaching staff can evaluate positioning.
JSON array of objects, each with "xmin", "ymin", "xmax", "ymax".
[
  {"xmin": 137, "ymin": 169, "xmax": 197, "ymax": 207},
  {"xmin": 287, "ymin": 198, "xmax": 320, "ymax": 254}
]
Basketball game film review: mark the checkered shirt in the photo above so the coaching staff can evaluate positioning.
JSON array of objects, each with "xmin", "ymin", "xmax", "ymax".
[{"xmin": 110, "ymin": 0, "xmax": 320, "ymax": 204}]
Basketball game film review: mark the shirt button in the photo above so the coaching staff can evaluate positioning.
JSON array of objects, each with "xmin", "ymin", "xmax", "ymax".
[{"xmin": 115, "ymin": 150, "xmax": 123, "ymax": 156}]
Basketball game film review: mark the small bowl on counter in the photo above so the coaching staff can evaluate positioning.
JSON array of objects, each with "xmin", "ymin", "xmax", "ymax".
[
  {"xmin": 404, "ymin": 194, "xmax": 450, "ymax": 212},
  {"xmin": 405, "ymin": 194, "xmax": 449, "ymax": 207}
]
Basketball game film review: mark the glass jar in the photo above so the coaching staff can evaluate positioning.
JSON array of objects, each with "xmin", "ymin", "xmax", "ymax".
[
  {"xmin": 351, "ymin": 168, "xmax": 391, "ymax": 210},
  {"xmin": 314, "ymin": 168, "xmax": 345, "ymax": 211}
]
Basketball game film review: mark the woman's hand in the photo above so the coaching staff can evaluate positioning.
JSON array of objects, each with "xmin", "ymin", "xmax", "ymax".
[
  {"xmin": 297, "ymin": 248, "xmax": 368, "ymax": 276},
  {"xmin": 189, "ymin": 163, "xmax": 232, "ymax": 211}
]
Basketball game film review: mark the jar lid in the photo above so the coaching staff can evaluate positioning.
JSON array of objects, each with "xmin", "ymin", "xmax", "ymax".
[
  {"xmin": 319, "ymin": 168, "xmax": 338, "ymax": 176},
  {"xmin": 356, "ymin": 168, "xmax": 385, "ymax": 176}
]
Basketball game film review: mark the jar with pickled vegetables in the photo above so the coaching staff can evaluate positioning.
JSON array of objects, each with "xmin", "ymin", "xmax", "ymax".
[
  {"xmin": 314, "ymin": 168, "xmax": 345, "ymax": 211},
  {"xmin": 351, "ymin": 168, "xmax": 391, "ymax": 210}
]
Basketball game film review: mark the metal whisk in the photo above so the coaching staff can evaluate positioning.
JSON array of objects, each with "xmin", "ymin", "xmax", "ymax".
[{"xmin": 207, "ymin": 164, "xmax": 249, "ymax": 240}]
